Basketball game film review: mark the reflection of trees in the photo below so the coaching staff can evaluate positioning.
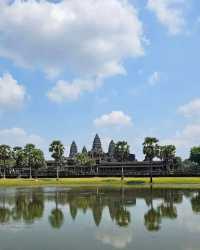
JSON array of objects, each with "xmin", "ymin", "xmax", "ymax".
[
  {"xmin": 191, "ymin": 192, "xmax": 200, "ymax": 213},
  {"xmin": 65, "ymin": 187, "xmax": 133, "ymax": 227},
  {"xmin": 49, "ymin": 208, "xmax": 64, "ymax": 229},
  {"xmin": 115, "ymin": 206, "xmax": 130, "ymax": 227},
  {"xmin": 0, "ymin": 189, "xmax": 45, "ymax": 225},
  {"xmin": 0, "ymin": 207, "xmax": 10, "ymax": 223},
  {"xmin": 158, "ymin": 190, "xmax": 178, "ymax": 220},
  {"xmin": 1, "ymin": 187, "xmax": 199, "ymax": 230},
  {"xmin": 144, "ymin": 208, "xmax": 161, "ymax": 231},
  {"xmin": 0, "ymin": 193, "xmax": 10, "ymax": 223},
  {"xmin": 49, "ymin": 191, "xmax": 64, "ymax": 229},
  {"xmin": 11, "ymin": 189, "xmax": 44, "ymax": 224},
  {"xmin": 163, "ymin": 190, "xmax": 183, "ymax": 205},
  {"xmin": 144, "ymin": 186, "xmax": 161, "ymax": 232},
  {"xmin": 107, "ymin": 188, "xmax": 131, "ymax": 227},
  {"xmin": 158, "ymin": 203, "xmax": 177, "ymax": 219},
  {"xmin": 144, "ymin": 187, "xmax": 179, "ymax": 231}
]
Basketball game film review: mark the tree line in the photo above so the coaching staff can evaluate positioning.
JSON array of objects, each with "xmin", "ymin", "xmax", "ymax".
[{"xmin": 0, "ymin": 137, "xmax": 200, "ymax": 179}]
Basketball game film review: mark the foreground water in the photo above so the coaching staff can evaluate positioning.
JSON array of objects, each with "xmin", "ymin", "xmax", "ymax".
[{"xmin": 0, "ymin": 186, "xmax": 199, "ymax": 250}]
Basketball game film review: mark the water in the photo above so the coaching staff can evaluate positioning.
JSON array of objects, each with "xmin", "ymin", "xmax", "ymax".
[{"xmin": 0, "ymin": 186, "xmax": 199, "ymax": 250}]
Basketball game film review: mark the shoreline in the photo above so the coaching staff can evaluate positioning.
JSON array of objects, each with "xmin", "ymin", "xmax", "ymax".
[{"xmin": 0, "ymin": 177, "xmax": 200, "ymax": 188}]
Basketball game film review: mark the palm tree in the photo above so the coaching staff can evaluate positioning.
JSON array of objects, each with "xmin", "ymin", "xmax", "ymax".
[
  {"xmin": 143, "ymin": 137, "xmax": 159, "ymax": 184},
  {"xmin": 190, "ymin": 146, "xmax": 200, "ymax": 165},
  {"xmin": 114, "ymin": 141, "xmax": 130, "ymax": 180},
  {"xmin": 31, "ymin": 149, "xmax": 46, "ymax": 178},
  {"xmin": 12, "ymin": 147, "xmax": 25, "ymax": 177},
  {"xmin": 76, "ymin": 153, "xmax": 95, "ymax": 175},
  {"xmin": 114, "ymin": 141, "xmax": 129, "ymax": 162},
  {"xmin": 12, "ymin": 147, "xmax": 24, "ymax": 168},
  {"xmin": 159, "ymin": 145, "xmax": 176, "ymax": 172},
  {"xmin": 49, "ymin": 140, "xmax": 65, "ymax": 180},
  {"xmin": 0, "ymin": 145, "xmax": 12, "ymax": 179},
  {"xmin": 24, "ymin": 144, "xmax": 36, "ymax": 179}
]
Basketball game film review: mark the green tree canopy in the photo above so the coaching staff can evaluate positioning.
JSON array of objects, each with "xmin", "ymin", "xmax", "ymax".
[
  {"xmin": 31, "ymin": 149, "xmax": 46, "ymax": 170},
  {"xmin": 0, "ymin": 144, "xmax": 12, "ymax": 178},
  {"xmin": 24, "ymin": 144, "xmax": 36, "ymax": 167},
  {"xmin": 49, "ymin": 140, "xmax": 65, "ymax": 179},
  {"xmin": 12, "ymin": 146, "xmax": 25, "ymax": 168},
  {"xmin": 190, "ymin": 146, "xmax": 200, "ymax": 165},
  {"xmin": 159, "ymin": 145, "xmax": 176, "ymax": 162},
  {"xmin": 24, "ymin": 144, "xmax": 45, "ymax": 178},
  {"xmin": 143, "ymin": 137, "xmax": 159, "ymax": 161},
  {"xmin": 76, "ymin": 153, "xmax": 95, "ymax": 167},
  {"xmin": 114, "ymin": 141, "xmax": 130, "ymax": 162},
  {"xmin": 49, "ymin": 141, "xmax": 65, "ymax": 162}
]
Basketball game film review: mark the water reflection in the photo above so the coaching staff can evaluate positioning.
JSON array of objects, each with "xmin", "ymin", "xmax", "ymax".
[
  {"xmin": 49, "ymin": 192, "xmax": 64, "ymax": 229},
  {"xmin": 0, "ymin": 187, "xmax": 199, "ymax": 231},
  {"xmin": 191, "ymin": 192, "xmax": 200, "ymax": 213},
  {"xmin": 0, "ymin": 189, "xmax": 44, "ymax": 224}
]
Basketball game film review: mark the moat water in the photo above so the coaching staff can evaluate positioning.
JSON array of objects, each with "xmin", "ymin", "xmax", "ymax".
[{"xmin": 0, "ymin": 186, "xmax": 199, "ymax": 250}]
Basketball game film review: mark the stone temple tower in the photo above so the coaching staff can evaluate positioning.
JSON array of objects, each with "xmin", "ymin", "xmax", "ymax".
[
  {"xmin": 82, "ymin": 146, "xmax": 87, "ymax": 154},
  {"xmin": 108, "ymin": 140, "xmax": 115, "ymax": 158},
  {"xmin": 69, "ymin": 141, "xmax": 78, "ymax": 158},
  {"xmin": 92, "ymin": 134, "xmax": 103, "ymax": 154}
]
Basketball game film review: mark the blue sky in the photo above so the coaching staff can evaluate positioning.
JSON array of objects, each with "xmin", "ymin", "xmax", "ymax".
[{"xmin": 0, "ymin": 0, "xmax": 200, "ymax": 159}]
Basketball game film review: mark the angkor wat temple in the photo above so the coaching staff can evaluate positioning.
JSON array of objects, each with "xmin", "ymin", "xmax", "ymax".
[
  {"xmin": 46, "ymin": 134, "xmax": 166, "ymax": 178},
  {"xmin": 68, "ymin": 134, "xmax": 136, "ymax": 163}
]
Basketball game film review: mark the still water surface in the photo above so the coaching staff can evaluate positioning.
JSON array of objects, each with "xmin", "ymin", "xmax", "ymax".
[{"xmin": 0, "ymin": 186, "xmax": 199, "ymax": 250}]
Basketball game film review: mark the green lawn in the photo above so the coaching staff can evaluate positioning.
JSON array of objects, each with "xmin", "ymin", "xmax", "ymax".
[{"xmin": 0, "ymin": 177, "xmax": 200, "ymax": 188}]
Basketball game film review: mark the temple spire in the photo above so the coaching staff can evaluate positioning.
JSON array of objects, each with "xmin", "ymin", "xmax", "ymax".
[
  {"xmin": 92, "ymin": 134, "xmax": 103, "ymax": 153},
  {"xmin": 69, "ymin": 141, "xmax": 78, "ymax": 158},
  {"xmin": 108, "ymin": 140, "xmax": 115, "ymax": 158},
  {"xmin": 82, "ymin": 146, "xmax": 87, "ymax": 154}
]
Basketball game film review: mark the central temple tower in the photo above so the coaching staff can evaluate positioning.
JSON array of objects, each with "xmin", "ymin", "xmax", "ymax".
[{"xmin": 91, "ymin": 134, "xmax": 103, "ymax": 154}]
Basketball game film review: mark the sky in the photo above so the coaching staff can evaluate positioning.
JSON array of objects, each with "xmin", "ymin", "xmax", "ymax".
[{"xmin": 0, "ymin": 0, "xmax": 200, "ymax": 159}]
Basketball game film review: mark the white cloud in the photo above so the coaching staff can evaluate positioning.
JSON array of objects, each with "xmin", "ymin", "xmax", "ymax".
[
  {"xmin": 0, "ymin": 127, "xmax": 44, "ymax": 148},
  {"xmin": 94, "ymin": 111, "xmax": 132, "ymax": 127},
  {"xmin": 96, "ymin": 225, "xmax": 132, "ymax": 249},
  {"xmin": 148, "ymin": 71, "xmax": 161, "ymax": 86},
  {"xmin": 178, "ymin": 98, "xmax": 200, "ymax": 118},
  {"xmin": 0, "ymin": 73, "xmax": 26, "ymax": 110},
  {"xmin": 0, "ymin": 0, "xmax": 144, "ymax": 82},
  {"xmin": 162, "ymin": 123, "xmax": 200, "ymax": 157},
  {"xmin": 47, "ymin": 78, "xmax": 102, "ymax": 102},
  {"xmin": 147, "ymin": 0, "xmax": 186, "ymax": 35},
  {"xmin": 162, "ymin": 98, "xmax": 200, "ymax": 157}
]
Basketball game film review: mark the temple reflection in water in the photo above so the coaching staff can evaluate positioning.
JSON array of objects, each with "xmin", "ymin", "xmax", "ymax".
[{"xmin": 0, "ymin": 187, "xmax": 199, "ymax": 231}]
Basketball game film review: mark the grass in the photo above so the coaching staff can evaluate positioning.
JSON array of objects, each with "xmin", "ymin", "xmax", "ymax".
[{"xmin": 0, "ymin": 177, "xmax": 200, "ymax": 188}]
